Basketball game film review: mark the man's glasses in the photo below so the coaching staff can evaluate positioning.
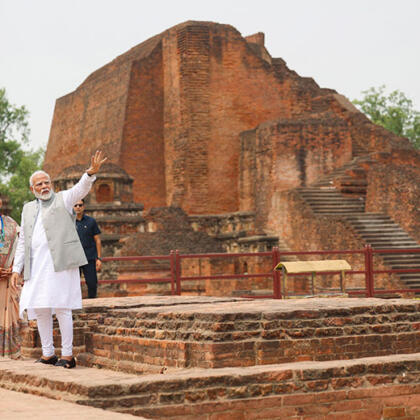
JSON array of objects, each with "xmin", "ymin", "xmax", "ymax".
[{"xmin": 74, "ymin": 204, "xmax": 84, "ymax": 208}]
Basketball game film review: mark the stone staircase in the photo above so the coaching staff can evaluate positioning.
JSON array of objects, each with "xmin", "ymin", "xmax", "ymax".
[
  {"xmin": 313, "ymin": 154, "xmax": 373, "ymax": 198},
  {"xmin": 346, "ymin": 214, "xmax": 420, "ymax": 289},
  {"xmin": 297, "ymin": 187, "xmax": 365, "ymax": 215},
  {"xmin": 297, "ymin": 186, "xmax": 420, "ymax": 292}
]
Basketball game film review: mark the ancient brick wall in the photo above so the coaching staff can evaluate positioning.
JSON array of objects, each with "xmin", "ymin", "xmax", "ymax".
[
  {"xmin": 240, "ymin": 116, "xmax": 352, "ymax": 231},
  {"xmin": 160, "ymin": 22, "xmax": 313, "ymax": 214},
  {"xmin": 120, "ymin": 42, "xmax": 166, "ymax": 209},
  {"xmin": 44, "ymin": 21, "xmax": 333, "ymax": 215},
  {"xmin": 276, "ymin": 190, "xmax": 401, "ymax": 292},
  {"xmin": 366, "ymin": 151, "xmax": 420, "ymax": 243},
  {"xmin": 44, "ymin": 32, "xmax": 163, "ymax": 177}
]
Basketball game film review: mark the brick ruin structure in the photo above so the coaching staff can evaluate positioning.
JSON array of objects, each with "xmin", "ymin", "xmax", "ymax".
[
  {"xmin": 43, "ymin": 21, "xmax": 420, "ymax": 295},
  {"xmin": 5, "ymin": 20, "xmax": 420, "ymax": 419}
]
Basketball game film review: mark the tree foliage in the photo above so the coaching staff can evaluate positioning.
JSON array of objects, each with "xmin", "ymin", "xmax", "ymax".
[
  {"xmin": 0, "ymin": 88, "xmax": 44, "ymax": 220},
  {"xmin": 353, "ymin": 86, "xmax": 420, "ymax": 148}
]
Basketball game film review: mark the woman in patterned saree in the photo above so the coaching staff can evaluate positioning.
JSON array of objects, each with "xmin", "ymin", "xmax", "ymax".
[{"xmin": 0, "ymin": 197, "xmax": 21, "ymax": 358}]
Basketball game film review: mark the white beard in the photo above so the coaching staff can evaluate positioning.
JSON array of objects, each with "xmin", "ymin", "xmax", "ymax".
[{"xmin": 34, "ymin": 189, "xmax": 53, "ymax": 200}]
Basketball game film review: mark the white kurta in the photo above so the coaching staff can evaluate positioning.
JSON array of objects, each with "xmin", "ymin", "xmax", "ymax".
[{"xmin": 13, "ymin": 173, "xmax": 96, "ymax": 319}]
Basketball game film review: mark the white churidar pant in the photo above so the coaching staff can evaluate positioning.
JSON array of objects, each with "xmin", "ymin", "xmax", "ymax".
[{"xmin": 34, "ymin": 308, "xmax": 73, "ymax": 357}]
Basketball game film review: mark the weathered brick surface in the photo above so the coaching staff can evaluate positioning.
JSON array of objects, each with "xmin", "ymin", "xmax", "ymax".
[
  {"xmin": 1, "ymin": 353, "xmax": 420, "ymax": 419},
  {"xmin": 275, "ymin": 189, "xmax": 402, "ymax": 292},
  {"xmin": 366, "ymin": 151, "xmax": 420, "ymax": 243},
  {"xmin": 21, "ymin": 296, "xmax": 420, "ymax": 371},
  {"xmin": 239, "ymin": 116, "xmax": 352, "ymax": 225},
  {"xmin": 44, "ymin": 21, "xmax": 346, "ymax": 215},
  {"xmin": 42, "ymin": 21, "xmax": 419, "ymax": 299}
]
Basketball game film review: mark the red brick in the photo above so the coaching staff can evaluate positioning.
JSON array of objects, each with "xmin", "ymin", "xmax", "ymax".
[{"xmin": 382, "ymin": 407, "xmax": 406, "ymax": 418}]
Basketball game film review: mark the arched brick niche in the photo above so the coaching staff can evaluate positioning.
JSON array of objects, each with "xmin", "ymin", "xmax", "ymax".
[{"xmin": 96, "ymin": 182, "xmax": 114, "ymax": 203}]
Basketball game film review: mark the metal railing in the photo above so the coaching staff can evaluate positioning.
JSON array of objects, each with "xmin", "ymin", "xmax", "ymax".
[{"xmin": 96, "ymin": 245, "xmax": 420, "ymax": 298}]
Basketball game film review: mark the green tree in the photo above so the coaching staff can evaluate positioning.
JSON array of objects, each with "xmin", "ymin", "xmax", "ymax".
[
  {"xmin": 353, "ymin": 85, "xmax": 420, "ymax": 148},
  {"xmin": 4, "ymin": 149, "xmax": 45, "ymax": 220},
  {"xmin": 0, "ymin": 88, "xmax": 30, "ymax": 174},
  {"xmin": 0, "ymin": 88, "xmax": 44, "ymax": 219}
]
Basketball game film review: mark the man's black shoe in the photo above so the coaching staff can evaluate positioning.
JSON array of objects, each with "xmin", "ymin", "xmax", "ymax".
[
  {"xmin": 55, "ymin": 357, "xmax": 76, "ymax": 369},
  {"xmin": 35, "ymin": 355, "xmax": 58, "ymax": 365}
]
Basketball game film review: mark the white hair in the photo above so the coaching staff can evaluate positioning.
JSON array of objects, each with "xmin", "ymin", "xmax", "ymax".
[{"xmin": 29, "ymin": 170, "xmax": 51, "ymax": 187}]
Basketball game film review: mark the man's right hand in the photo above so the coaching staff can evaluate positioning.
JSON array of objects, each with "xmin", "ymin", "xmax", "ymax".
[
  {"xmin": 10, "ymin": 272, "xmax": 21, "ymax": 289},
  {"xmin": 86, "ymin": 150, "xmax": 107, "ymax": 176}
]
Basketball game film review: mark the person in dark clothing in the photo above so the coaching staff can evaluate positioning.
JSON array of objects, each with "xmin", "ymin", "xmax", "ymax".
[{"xmin": 74, "ymin": 199, "xmax": 102, "ymax": 298}]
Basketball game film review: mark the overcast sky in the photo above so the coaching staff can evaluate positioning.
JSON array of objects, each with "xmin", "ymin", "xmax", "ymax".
[{"xmin": 1, "ymin": 0, "xmax": 419, "ymax": 151}]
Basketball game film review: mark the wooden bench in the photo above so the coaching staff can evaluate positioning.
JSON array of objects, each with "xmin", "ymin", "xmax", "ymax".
[{"xmin": 274, "ymin": 260, "xmax": 351, "ymax": 298}]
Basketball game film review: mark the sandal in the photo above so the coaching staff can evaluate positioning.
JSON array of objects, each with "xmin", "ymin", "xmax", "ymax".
[
  {"xmin": 55, "ymin": 357, "xmax": 76, "ymax": 369},
  {"xmin": 35, "ymin": 355, "xmax": 58, "ymax": 365}
]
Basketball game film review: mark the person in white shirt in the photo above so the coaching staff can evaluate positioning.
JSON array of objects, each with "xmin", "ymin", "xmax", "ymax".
[{"xmin": 11, "ymin": 151, "xmax": 107, "ymax": 368}]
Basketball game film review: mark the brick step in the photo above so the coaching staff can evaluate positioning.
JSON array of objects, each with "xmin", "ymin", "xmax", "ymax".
[
  {"xmin": 369, "ymin": 238, "xmax": 419, "ymax": 244},
  {"xmin": 371, "ymin": 244, "xmax": 420, "ymax": 249},
  {"xmin": 297, "ymin": 188, "xmax": 341, "ymax": 193},
  {"xmin": 348, "ymin": 217, "xmax": 394, "ymax": 222},
  {"xmin": 77, "ymin": 352, "xmax": 165, "ymax": 375},
  {"xmin": 390, "ymin": 263, "xmax": 420, "ymax": 268},
  {"xmin": 348, "ymin": 219, "xmax": 395, "ymax": 225},
  {"xmin": 361, "ymin": 237, "xmax": 414, "ymax": 243},
  {"xmin": 308, "ymin": 211, "xmax": 364, "ymax": 215},
  {"xmin": 403, "ymin": 279, "xmax": 420, "ymax": 285},
  {"xmin": 299, "ymin": 197, "xmax": 364, "ymax": 203},
  {"xmin": 357, "ymin": 230, "xmax": 409, "ymax": 235},
  {"xmin": 360, "ymin": 232, "xmax": 411, "ymax": 237},
  {"xmin": 345, "ymin": 213, "xmax": 391, "ymax": 218},
  {"xmin": 398, "ymin": 272, "xmax": 420, "ymax": 277},
  {"xmin": 1, "ymin": 353, "xmax": 420, "ymax": 419},
  {"xmin": 352, "ymin": 226, "xmax": 410, "ymax": 232},
  {"xmin": 382, "ymin": 256, "xmax": 420, "ymax": 262},
  {"xmin": 382, "ymin": 262, "xmax": 420, "ymax": 269},
  {"xmin": 339, "ymin": 185, "xmax": 368, "ymax": 194},
  {"xmin": 310, "ymin": 207, "xmax": 365, "ymax": 213},
  {"xmin": 310, "ymin": 209, "xmax": 365, "ymax": 213},
  {"xmin": 309, "ymin": 202, "xmax": 364, "ymax": 207},
  {"xmin": 339, "ymin": 184, "xmax": 367, "ymax": 191},
  {"xmin": 298, "ymin": 190, "xmax": 347, "ymax": 195}
]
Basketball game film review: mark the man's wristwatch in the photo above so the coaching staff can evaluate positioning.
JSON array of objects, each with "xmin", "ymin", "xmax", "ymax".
[{"xmin": 97, "ymin": 257, "xmax": 102, "ymax": 261}]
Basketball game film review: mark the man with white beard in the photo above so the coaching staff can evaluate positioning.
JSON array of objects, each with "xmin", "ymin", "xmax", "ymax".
[{"xmin": 11, "ymin": 151, "xmax": 107, "ymax": 368}]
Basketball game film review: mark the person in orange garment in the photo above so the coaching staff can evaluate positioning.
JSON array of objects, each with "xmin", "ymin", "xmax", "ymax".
[{"xmin": 0, "ymin": 197, "xmax": 21, "ymax": 359}]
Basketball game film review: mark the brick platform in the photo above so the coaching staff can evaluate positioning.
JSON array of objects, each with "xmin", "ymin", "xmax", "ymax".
[
  {"xmin": 8, "ymin": 296, "xmax": 420, "ymax": 418},
  {"xmin": 74, "ymin": 297, "xmax": 420, "ymax": 372}
]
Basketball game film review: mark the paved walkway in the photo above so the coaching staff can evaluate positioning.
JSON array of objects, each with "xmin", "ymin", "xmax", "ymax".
[{"xmin": 0, "ymin": 388, "xmax": 143, "ymax": 420}]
